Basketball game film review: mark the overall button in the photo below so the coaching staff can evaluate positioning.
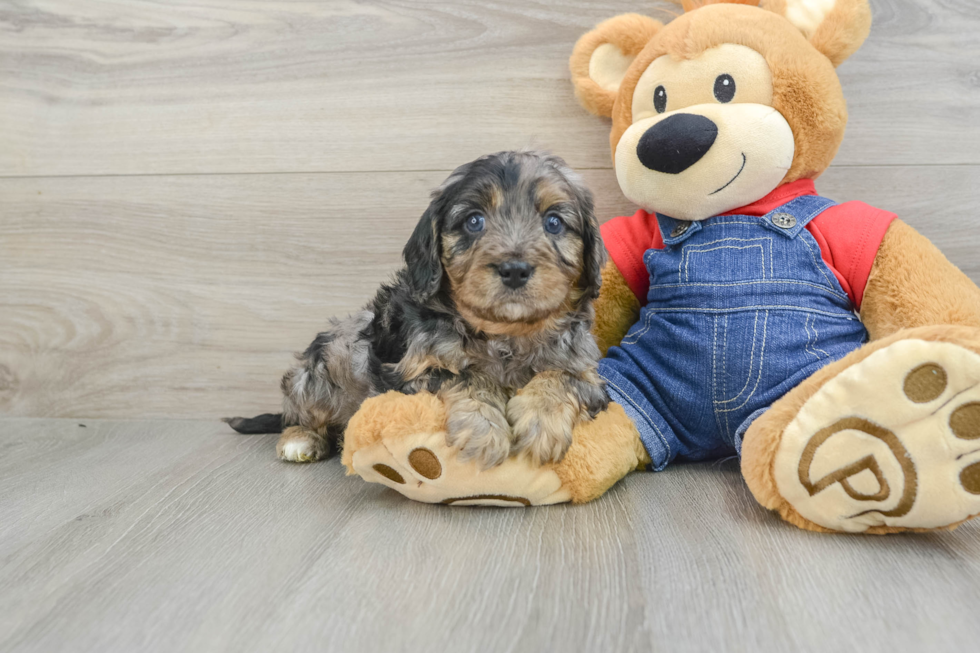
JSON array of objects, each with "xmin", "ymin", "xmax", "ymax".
[
  {"xmin": 671, "ymin": 221, "xmax": 691, "ymax": 237},
  {"xmin": 772, "ymin": 212, "xmax": 797, "ymax": 229}
]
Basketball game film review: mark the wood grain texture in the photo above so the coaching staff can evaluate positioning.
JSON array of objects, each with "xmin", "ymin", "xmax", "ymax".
[
  {"xmin": 1, "ymin": 418, "xmax": 979, "ymax": 653},
  {"xmin": 1, "ymin": 0, "xmax": 979, "ymax": 178},
  {"xmin": 2, "ymin": 165, "xmax": 979, "ymax": 419},
  {"xmin": 0, "ymin": 163, "xmax": 976, "ymax": 419},
  {"xmin": 0, "ymin": 169, "xmax": 632, "ymax": 418}
]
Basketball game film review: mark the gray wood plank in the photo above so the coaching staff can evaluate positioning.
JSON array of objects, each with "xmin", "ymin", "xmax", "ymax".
[
  {"xmin": 0, "ymin": 168, "xmax": 629, "ymax": 419},
  {"xmin": 1, "ymin": 418, "xmax": 979, "ymax": 653},
  {"xmin": 1, "ymin": 0, "xmax": 977, "ymax": 178},
  {"xmin": 2, "ymin": 164, "xmax": 978, "ymax": 420}
]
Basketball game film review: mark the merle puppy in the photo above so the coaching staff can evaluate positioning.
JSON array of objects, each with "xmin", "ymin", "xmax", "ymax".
[{"xmin": 227, "ymin": 151, "xmax": 609, "ymax": 468}]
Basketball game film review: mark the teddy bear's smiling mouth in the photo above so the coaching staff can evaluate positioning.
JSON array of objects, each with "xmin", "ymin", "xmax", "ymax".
[{"xmin": 709, "ymin": 152, "xmax": 747, "ymax": 195}]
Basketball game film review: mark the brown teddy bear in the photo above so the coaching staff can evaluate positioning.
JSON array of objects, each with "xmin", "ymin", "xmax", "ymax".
[{"xmin": 341, "ymin": 0, "xmax": 980, "ymax": 533}]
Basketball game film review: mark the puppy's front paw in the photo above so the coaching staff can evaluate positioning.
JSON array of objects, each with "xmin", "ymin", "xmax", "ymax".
[
  {"xmin": 507, "ymin": 393, "xmax": 578, "ymax": 466},
  {"xmin": 445, "ymin": 402, "xmax": 513, "ymax": 469}
]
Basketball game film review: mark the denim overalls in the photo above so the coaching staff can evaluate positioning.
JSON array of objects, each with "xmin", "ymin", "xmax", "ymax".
[{"xmin": 598, "ymin": 194, "xmax": 869, "ymax": 470}]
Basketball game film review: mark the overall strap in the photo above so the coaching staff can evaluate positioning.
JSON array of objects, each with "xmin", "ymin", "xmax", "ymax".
[
  {"xmin": 655, "ymin": 213, "xmax": 703, "ymax": 247},
  {"xmin": 759, "ymin": 194, "xmax": 837, "ymax": 239},
  {"xmin": 654, "ymin": 194, "xmax": 838, "ymax": 247}
]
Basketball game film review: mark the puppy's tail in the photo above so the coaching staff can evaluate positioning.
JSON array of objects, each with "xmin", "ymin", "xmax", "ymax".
[{"xmin": 223, "ymin": 413, "xmax": 285, "ymax": 434}]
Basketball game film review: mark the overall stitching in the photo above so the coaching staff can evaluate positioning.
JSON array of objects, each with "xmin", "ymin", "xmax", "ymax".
[
  {"xmin": 711, "ymin": 315, "xmax": 725, "ymax": 439},
  {"xmin": 715, "ymin": 311, "xmax": 769, "ymax": 408},
  {"xmin": 682, "ymin": 241, "xmax": 770, "ymax": 282},
  {"xmin": 798, "ymin": 232, "xmax": 840, "ymax": 292},
  {"xmin": 601, "ymin": 194, "xmax": 869, "ymax": 467},
  {"xmin": 651, "ymin": 279, "xmax": 849, "ymax": 301},
  {"xmin": 642, "ymin": 305, "xmax": 861, "ymax": 318},
  {"xmin": 621, "ymin": 310, "xmax": 655, "ymax": 346},
  {"xmin": 677, "ymin": 230, "xmax": 772, "ymax": 282},
  {"xmin": 716, "ymin": 310, "xmax": 770, "ymax": 414}
]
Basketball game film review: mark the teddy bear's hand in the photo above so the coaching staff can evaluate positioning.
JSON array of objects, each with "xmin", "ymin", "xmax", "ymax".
[{"xmin": 343, "ymin": 391, "xmax": 572, "ymax": 507}]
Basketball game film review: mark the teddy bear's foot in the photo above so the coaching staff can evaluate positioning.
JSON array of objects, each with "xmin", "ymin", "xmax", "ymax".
[
  {"xmin": 342, "ymin": 391, "xmax": 648, "ymax": 507},
  {"xmin": 744, "ymin": 327, "xmax": 980, "ymax": 533},
  {"xmin": 342, "ymin": 392, "xmax": 571, "ymax": 506}
]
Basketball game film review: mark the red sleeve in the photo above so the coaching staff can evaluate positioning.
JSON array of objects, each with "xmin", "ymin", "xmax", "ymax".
[
  {"xmin": 806, "ymin": 201, "xmax": 897, "ymax": 310},
  {"xmin": 600, "ymin": 209, "xmax": 662, "ymax": 305}
]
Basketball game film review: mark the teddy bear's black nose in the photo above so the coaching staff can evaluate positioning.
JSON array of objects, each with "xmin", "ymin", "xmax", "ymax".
[{"xmin": 636, "ymin": 113, "xmax": 718, "ymax": 174}]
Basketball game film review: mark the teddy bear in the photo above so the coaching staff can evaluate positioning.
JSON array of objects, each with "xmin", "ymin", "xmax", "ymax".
[{"xmin": 339, "ymin": 0, "xmax": 980, "ymax": 533}]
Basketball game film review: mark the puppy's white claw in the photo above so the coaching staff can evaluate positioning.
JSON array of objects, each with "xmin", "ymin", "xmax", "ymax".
[
  {"xmin": 276, "ymin": 426, "xmax": 327, "ymax": 462},
  {"xmin": 279, "ymin": 440, "xmax": 316, "ymax": 462}
]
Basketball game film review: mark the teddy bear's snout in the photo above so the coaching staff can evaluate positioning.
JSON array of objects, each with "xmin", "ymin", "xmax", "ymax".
[{"xmin": 636, "ymin": 113, "xmax": 718, "ymax": 175}]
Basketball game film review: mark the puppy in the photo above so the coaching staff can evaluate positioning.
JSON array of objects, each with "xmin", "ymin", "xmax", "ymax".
[{"xmin": 226, "ymin": 150, "xmax": 609, "ymax": 468}]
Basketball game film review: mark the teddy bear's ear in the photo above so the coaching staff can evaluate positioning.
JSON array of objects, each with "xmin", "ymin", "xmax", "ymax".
[
  {"xmin": 765, "ymin": 0, "xmax": 872, "ymax": 67},
  {"xmin": 569, "ymin": 14, "xmax": 663, "ymax": 118}
]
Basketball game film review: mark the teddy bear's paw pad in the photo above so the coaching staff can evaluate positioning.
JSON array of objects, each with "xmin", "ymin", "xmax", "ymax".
[
  {"xmin": 774, "ymin": 339, "xmax": 980, "ymax": 532},
  {"xmin": 350, "ymin": 430, "xmax": 571, "ymax": 507}
]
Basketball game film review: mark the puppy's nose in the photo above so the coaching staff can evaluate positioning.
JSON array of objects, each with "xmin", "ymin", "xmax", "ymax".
[
  {"xmin": 497, "ymin": 260, "xmax": 534, "ymax": 289},
  {"xmin": 636, "ymin": 113, "xmax": 718, "ymax": 174}
]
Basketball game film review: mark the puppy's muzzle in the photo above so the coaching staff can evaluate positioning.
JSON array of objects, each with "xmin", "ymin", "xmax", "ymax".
[
  {"xmin": 636, "ymin": 113, "xmax": 718, "ymax": 174},
  {"xmin": 497, "ymin": 259, "xmax": 535, "ymax": 290}
]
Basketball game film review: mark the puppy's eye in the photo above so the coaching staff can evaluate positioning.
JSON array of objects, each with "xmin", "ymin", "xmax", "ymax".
[
  {"xmin": 464, "ymin": 214, "xmax": 485, "ymax": 233},
  {"xmin": 653, "ymin": 85, "xmax": 667, "ymax": 114},
  {"xmin": 714, "ymin": 74, "xmax": 735, "ymax": 103},
  {"xmin": 544, "ymin": 214, "xmax": 564, "ymax": 235}
]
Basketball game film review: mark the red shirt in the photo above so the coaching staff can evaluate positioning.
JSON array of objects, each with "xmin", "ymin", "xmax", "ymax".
[{"xmin": 600, "ymin": 179, "xmax": 896, "ymax": 310}]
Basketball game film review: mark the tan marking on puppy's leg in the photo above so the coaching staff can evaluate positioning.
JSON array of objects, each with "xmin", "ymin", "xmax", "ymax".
[
  {"xmin": 396, "ymin": 353, "xmax": 459, "ymax": 385},
  {"xmin": 508, "ymin": 371, "xmax": 585, "ymax": 465},
  {"xmin": 277, "ymin": 425, "xmax": 331, "ymax": 463},
  {"xmin": 441, "ymin": 381, "xmax": 513, "ymax": 469}
]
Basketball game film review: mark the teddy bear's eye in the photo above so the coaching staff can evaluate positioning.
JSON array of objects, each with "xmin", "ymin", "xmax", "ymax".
[
  {"xmin": 714, "ymin": 74, "xmax": 736, "ymax": 103},
  {"xmin": 653, "ymin": 85, "xmax": 667, "ymax": 114}
]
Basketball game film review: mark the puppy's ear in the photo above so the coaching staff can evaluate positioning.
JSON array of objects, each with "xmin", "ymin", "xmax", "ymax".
[
  {"xmin": 575, "ymin": 185, "xmax": 606, "ymax": 302},
  {"xmin": 403, "ymin": 162, "xmax": 475, "ymax": 301},
  {"xmin": 403, "ymin": 202, "xmax": 444, "ymax": 302}
]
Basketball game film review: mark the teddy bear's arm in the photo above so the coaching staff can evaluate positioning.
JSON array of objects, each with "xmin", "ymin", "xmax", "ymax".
[
  {"xmin": 592, "ymin": 259, "xmax": 641, "ymax": 355},
  {"xmin": 861, "ymin": 219, "xmax": 980, "ymax": 340}
]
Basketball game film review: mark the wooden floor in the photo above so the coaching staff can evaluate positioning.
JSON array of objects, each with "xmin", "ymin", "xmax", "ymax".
[
  {"xmin": 1, "ymin": 418, "xmax": 979, "ymax": 653},
  {"xmin": 3, "ymin": 1, "xmax": 980, "ymax": 651}
]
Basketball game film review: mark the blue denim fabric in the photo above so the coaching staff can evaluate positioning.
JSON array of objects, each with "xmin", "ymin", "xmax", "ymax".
[{"xmin": 599, "ymin": 195, "xmax": 869, "ymax": 471}]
